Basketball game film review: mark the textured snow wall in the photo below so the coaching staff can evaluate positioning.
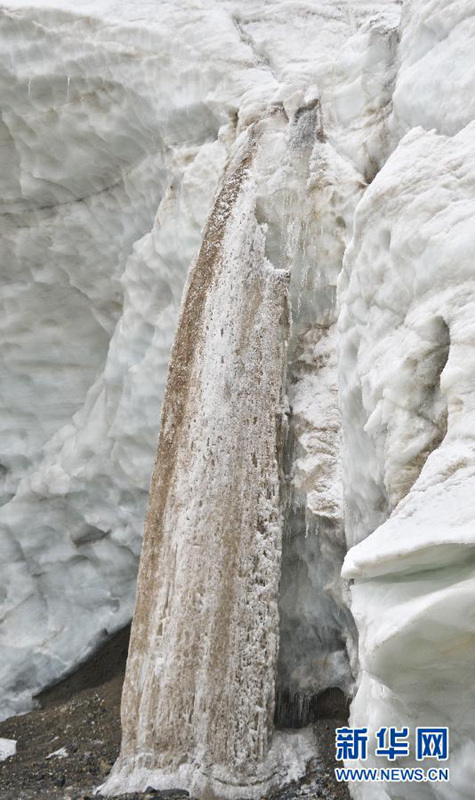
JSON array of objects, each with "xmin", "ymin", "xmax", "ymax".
[
  {"xmin": 0, "ymin": 0, "xmax": 401, "ymax": 721},
  {"xmin": 101, "ymin": 122, "xmax": 316, "ymax": 799},
  {"xmin": 339, "ymin": 2, "xmax": 475, "ymax": 798},
  {"xmin": 0, "ymin": 3, "xmax": 233, "ymax": 719}
]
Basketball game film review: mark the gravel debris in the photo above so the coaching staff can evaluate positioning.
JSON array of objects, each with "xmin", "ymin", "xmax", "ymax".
[{"xmin": 0, "ymin": 628, "xmax": 349, "ymax": 800}]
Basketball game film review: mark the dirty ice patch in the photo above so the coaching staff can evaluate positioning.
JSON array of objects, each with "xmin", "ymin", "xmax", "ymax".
[
  {"xmin": 0, "ymin": 738, "xmax": 16, "ymax": 761},
  {"xmin": 46, "ymin": 747, "xmax": 69, "ymax": 759}
]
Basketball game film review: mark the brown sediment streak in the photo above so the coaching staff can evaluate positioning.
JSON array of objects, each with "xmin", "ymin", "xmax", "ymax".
[
  {"xmin": 118, "ymin": 128, "xmax": 266, "ymax": 768},
  {"xmin": 130, "ymin": 128, "xmax": 260, "ymax": 644}
]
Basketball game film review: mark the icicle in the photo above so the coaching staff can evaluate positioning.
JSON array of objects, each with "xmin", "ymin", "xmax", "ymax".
[{"xmin": 101, "ymin": 123, "xmax": 313, "ymax": 800}]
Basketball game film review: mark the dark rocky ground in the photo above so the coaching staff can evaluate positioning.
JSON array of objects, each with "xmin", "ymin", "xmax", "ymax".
[{"xmin": 0, "ymin": 628, "xmax": 350, "ymax": 800}]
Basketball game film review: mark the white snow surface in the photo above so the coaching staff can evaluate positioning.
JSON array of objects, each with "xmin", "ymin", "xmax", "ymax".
[
  {"xmin": 341, "ymin": 121, "xmax": 475, "ymax": 798},
  {"xmin": 339, "ymin": 2, "xmax": 475, "ymax": 796}
]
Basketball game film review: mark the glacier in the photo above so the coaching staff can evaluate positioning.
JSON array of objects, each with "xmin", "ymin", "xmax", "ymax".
[{"xmin": 1, "ymin": 0, "xmax": 475, "ymax": 798}]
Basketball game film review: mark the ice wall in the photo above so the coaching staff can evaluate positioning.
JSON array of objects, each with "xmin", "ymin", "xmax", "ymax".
[
  {"xmin": 339, "ymin": 2, "xmax": 475, "ymax": 798},
  {"xmin": 275, "ymin": 11, "xmax": 400, "ymax": 718},
  {"xmin": 0, "ymin": 1, "xmax": 254, "ymax": 718}
]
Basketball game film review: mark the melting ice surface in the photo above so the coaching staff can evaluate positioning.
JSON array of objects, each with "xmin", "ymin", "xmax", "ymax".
[{"xmin": 2, "ymin": 0, "xmax": 475, "ymax": 798}]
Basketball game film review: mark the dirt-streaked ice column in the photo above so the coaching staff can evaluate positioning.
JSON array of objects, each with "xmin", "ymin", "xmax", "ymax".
[{"xmin": 102, "ymin": 125, "xmax": 312, "ymax": 799}]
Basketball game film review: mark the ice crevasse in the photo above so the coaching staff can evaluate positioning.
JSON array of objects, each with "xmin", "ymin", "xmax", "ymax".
[{"xmin": 1, "ymin": 0, "xmax": 475, "ymax": 798}]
